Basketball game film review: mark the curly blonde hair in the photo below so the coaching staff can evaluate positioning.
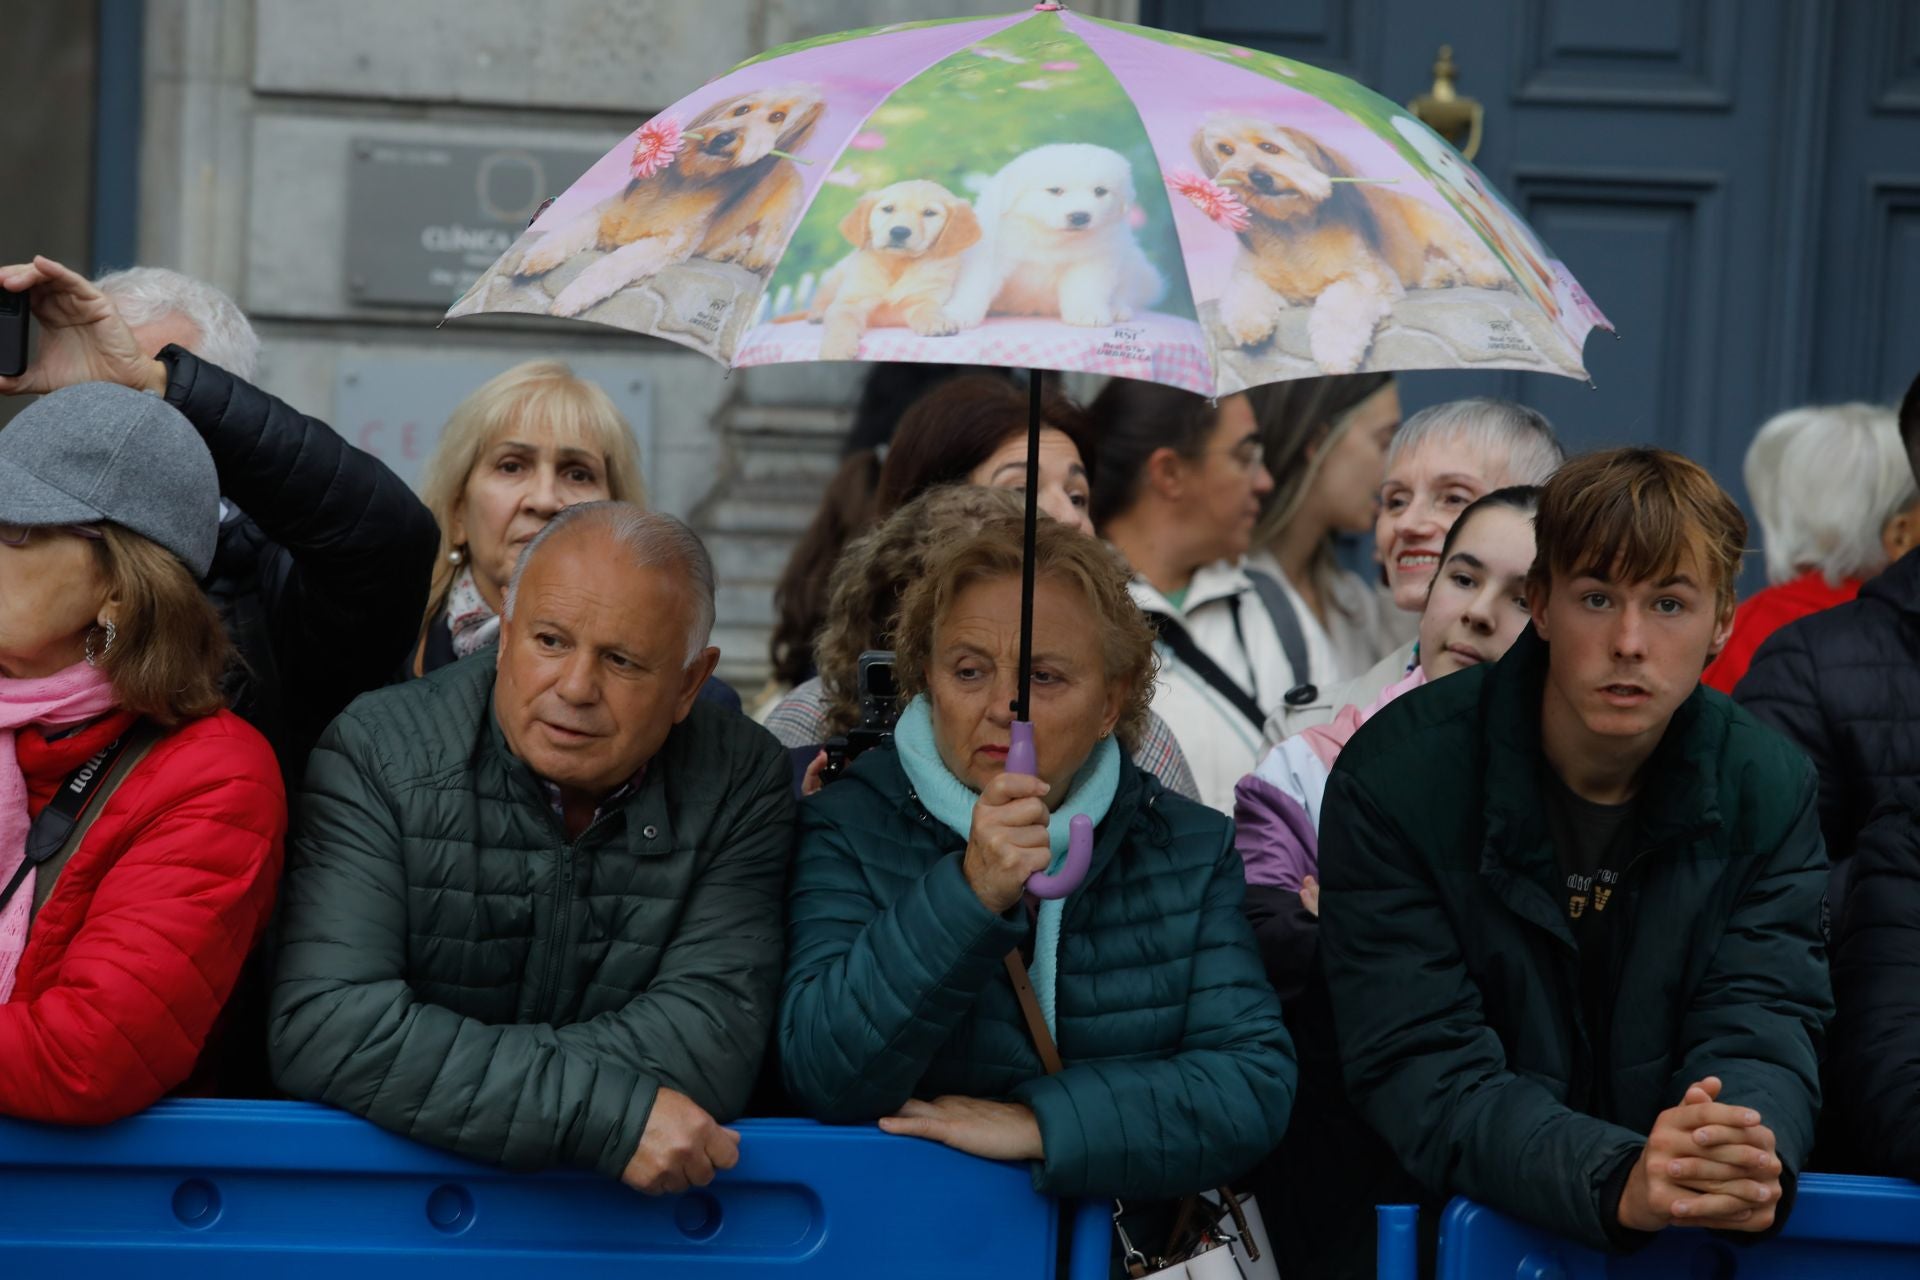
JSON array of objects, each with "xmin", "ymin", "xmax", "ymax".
[
  {"xmin": 816, "ymin": 485, "xmax": 1026, "ymax": 736},
  {"xmin": 892, "ymin": 513, "xmax": 1157, "ymax": 752}
]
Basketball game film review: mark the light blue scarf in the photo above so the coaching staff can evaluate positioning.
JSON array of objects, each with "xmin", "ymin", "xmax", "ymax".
[{"xmin": 893, "ymin": 695, "xmax": 1120, "ymax": 1035}]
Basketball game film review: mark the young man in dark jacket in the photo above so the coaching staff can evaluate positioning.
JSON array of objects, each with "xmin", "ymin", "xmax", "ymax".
[
  {"xmin": 1319, "ymin": 448, "xmax": 1831, "ymax": 1255},
  {"xmin": 270, "ymin": 504, "xmax": 792, "ymax": 1192}
]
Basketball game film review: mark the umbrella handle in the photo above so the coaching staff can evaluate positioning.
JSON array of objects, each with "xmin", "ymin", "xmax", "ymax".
[{"xmin": 1008, "ymin": 721, "xmax": 1093, "ymax": 900}]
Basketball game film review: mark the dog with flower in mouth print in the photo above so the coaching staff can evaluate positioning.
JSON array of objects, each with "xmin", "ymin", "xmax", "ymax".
[{"xmin": 513, "ymin": 84, "xmax": 825, "ymax": 317}]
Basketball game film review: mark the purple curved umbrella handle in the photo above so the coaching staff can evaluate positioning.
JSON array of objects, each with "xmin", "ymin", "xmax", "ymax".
[
  {"xmin": 1029, "ymin": 814, "xmax": 1092, "ymax": 900},
  {"xmin": 1006, "ymin": 721, "xmax": 1092, "ymax": 899}
]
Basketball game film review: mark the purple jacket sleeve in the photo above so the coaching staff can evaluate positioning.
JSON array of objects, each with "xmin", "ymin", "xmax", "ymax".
[{"xmin": 1234, "ymin": 772, "xmax": 1320, "ymax": 892}]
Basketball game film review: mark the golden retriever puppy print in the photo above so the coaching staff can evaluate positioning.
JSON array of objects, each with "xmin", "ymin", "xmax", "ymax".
[
  {"xmin": 948, "ymin": 143, "xmax": 1162, "ymax": 329},
  {"xmin": 1195, "ymin": 113, "xmax": 1511, "ymax": 374},
  {"xmin": 794, "ymin": 180, "xmax": 981, "ymax": 360},
  {"xmin": 513, "ymin": 84, "xmax": 825, "ymax": 318}
]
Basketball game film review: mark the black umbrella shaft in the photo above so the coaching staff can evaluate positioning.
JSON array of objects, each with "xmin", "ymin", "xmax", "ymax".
[{"xmin": 1016, "ymin": 369, "xmax": 1041, "ymax": 721}]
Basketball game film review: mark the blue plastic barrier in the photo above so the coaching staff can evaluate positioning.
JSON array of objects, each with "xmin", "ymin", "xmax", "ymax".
[
  {"xmin": 0, "ymin": 1099, "xmax": 1112, "ymax": 1278},
  {"xmin": 1377, "ymin": 1174, "xmax": 1920, "ymax": 1279}
]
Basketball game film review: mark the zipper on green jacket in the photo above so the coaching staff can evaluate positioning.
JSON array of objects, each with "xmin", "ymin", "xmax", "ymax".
[{"xmin": 532, "ymin": 814, "xmax": 608, "ymax": 1023}]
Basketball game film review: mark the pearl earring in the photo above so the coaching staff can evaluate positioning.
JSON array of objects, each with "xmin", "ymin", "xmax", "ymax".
[{"xmin": 449, "ymin": 547, "xmax": 465, "ymax": 566}]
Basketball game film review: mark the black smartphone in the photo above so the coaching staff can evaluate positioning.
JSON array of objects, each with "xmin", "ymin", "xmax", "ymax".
[{"xmin": 0, "ymin": 287, "xmax": 27, "ymax": 379}]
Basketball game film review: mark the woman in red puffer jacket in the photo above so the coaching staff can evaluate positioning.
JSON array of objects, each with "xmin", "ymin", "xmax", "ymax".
[{"xmin": 0, "ymin": 380, "xmax": 284, "ymax": 1125}]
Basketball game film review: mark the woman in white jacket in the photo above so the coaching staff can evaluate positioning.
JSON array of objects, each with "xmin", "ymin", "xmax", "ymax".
[{"xmin": 1090, "ymin": 379, "xmax": 1286, "ymax": 812}]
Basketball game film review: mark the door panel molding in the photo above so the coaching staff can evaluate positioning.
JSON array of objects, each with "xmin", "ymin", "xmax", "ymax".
[
  {"xmin": 1870, "ymin": 0, "xmax": 1920, "ymax": 112},
  {"xmin": 1858, "ymin": 176, "xmax": 1920, "ymax": 399},
  {"xmin": 1140, "ymin": 0, "xmax": 1382, "ymax": 81},
  {"xmin": 1513, "ymin": 0, "xmax": 1737, "ymax": 110},
  {"xmin": 1506, "ymin": 168, "xmax": 1727, "ymax": 459}
]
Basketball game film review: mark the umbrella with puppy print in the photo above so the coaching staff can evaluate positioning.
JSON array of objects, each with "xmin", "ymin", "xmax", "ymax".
[{"xmin": 448, "ymin": 3, "xmax": 1612, "ymax": 895}]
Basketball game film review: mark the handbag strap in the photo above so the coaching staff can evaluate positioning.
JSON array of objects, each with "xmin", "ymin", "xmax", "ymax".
[
  {"xmin": 1003, "ymin": 950, "xmax": 1263, "ymax": 1270},
  {"xmin": 1003, "ymin": 950, "xmax": 1065, "ymax": 1075}
]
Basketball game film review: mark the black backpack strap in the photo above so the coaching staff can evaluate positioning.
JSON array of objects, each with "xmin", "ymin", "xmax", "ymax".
[
  {"xmin": 1244, "ymin": 567, "xmax": 1312, "ymax": 692},
  {"xmin": 1150, "ymin": 611, "xmax": 1266, "ymax": 730}
]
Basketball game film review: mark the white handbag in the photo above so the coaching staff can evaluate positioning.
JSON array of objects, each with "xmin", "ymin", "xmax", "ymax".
[{"xmin": 1115, "ymin": 1190, "xmax": 1281, "ymax": 1280}]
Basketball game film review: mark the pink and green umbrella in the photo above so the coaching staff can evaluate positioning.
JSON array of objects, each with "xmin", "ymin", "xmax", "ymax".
[
  {"xmin": 447, "ymin": 4, "xmax": 1612, "ymax": 895},
  {"xmin": 448, "ymin": 3, "xmax": 1609, "ymax": 392}
]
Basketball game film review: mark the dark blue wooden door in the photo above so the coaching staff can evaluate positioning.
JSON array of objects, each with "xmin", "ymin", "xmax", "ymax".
[{"xmin": 1144, "ymin": 0, "xmax": 1916, "ymax": 580}]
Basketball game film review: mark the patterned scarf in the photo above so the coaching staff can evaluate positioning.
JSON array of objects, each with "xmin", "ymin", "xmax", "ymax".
[
  {"xmin": 446, "ymin": 564, "xmax": 502, "ymax": 659},
  {"xmin": 0, "ymin": 662, "xmax": 119, "ymax": 1001}
]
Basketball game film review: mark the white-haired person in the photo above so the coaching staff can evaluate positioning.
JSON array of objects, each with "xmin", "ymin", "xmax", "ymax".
[
  {"xmin": 1266, "ymin": 396, "xmax": 1563, "ymax": 746},
  {"xmin": 1703, "ymin": 402, "xmax": 1919, "ymax": 692},
  {"xmin": 0, "ymin": 256, "xmax": 440, "ymax": 789},
  {"xmin": 407, "ymin": 361, "xmax": 741, "ymax": 710}
]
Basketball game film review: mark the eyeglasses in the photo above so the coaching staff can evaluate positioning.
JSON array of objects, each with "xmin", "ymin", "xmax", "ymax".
[
  {"xmin": 1207, "ymin": 442, "xmax": 1267, "ymax": 475},
  {"xmin": 0, "ymin": 522, "xmax": 104, "ymax": 547}
]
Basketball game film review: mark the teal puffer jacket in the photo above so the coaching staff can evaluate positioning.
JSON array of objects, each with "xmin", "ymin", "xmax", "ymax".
[
  {"xmin": 778, "ymin": 745, "xmax": 1296, "ymax": 1200},
  {"xmin": 269, "ymin": 652, "xmax": 793, "ymax": 1177}
]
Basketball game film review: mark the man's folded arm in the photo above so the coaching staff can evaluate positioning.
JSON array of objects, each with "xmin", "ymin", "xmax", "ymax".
[{"xmin": 269, "ymin": 716, "xmax": 657, "ymax": 1177}]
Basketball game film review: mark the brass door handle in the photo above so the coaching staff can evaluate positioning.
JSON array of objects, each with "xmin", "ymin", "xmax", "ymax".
[{"xmin": 1407, "ymin": 44, "xmax": 1484, "ymax": 161}]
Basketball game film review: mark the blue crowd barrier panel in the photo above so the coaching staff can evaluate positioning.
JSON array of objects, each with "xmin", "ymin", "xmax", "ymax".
[
  {"xmin": 0, "ymin": 1099, "xmax": 1112, "ymax": 1279},
  {"xmin": 1375, "ymin": 1174, "xmax": 1920, "ymax": 1279}
]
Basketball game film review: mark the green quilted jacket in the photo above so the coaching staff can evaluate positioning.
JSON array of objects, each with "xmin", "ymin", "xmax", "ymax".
[
  {"xmin": 268, "ymin": 652, "xmax": 793, "ymax": 1177},
  {"xmin": 778, "ymin": 745, "xmax": 1296, "ymax": 1200}
]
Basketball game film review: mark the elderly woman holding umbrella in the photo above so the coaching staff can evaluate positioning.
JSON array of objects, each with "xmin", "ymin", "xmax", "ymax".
[{"xmin": 778, "ymin": 512, "xmax": 1295, "ymax": 1246}]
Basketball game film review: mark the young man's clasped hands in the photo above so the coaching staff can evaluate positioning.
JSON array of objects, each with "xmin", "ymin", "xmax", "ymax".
[{"xmin": 1618, "ymin": 1076, "xmax": 1783, "ymax": 1233}]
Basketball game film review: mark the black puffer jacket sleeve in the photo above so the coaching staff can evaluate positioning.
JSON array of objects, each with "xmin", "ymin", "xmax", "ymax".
[
  {"xmin": 162, "ymin": 347, "xmax": 439, "ymax": 766},
  {"xmin": 1735, "ymin": 626, "xmax": 1842, "ymax": 852},
  {"xmin": 1830, "ymin": 804, "xmax": 1920, "ymax": 1180}
]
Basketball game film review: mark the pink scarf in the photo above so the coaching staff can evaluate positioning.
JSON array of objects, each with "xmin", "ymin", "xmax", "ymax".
[{"xmin": 0, "ymin": 663, "xmax": 118, "ymax": 1002}]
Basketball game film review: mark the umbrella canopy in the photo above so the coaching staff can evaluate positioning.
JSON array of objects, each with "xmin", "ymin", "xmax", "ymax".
[
  {"xmin": 447, "ymin": 4, "xmax": 1610, "ymax": 393},
  {"xmin": 445, "ymin": 4, "xmax": 1615, "ymax": 897}
]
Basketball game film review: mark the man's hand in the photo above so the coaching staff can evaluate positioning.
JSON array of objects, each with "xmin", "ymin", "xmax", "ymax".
[
  {"xmin": 879, "ymin": 1096, "xmax": 1045, "ymax": 1162},
  {"xmin": 620, "ymin": 1087, "xmax": 740, "ymax": 1196},
  {"xmin": 1300, "ymin": 874, "xmax": 1321, "ymax": 917},
  {"xmin": 1616, "ymin": 1077, "xmax": 1783, "ymax": 1233},
  {"xmin": 0, "ymin": 256, "xmax": 165, "ymax": 397},
  {"xmin": 961, "ymin": 772, "xmax": 1053, "ymax": 914}
]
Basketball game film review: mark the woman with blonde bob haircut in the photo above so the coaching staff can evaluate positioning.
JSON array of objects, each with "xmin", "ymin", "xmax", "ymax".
[
  {"xmin": 1704, "ymin": 402, "xmax": 1920, "ymax": 691},
  {"xmin": 0, "ymin": 384, "xmax": 284, "ymax": 1123},
  {"xmin": 780, "ymin": 514, "xmax": 1295, "ymax": 1255},
  {"xmin": 411, "ymin": 360, "xmax": 646, "ymax": 674}
]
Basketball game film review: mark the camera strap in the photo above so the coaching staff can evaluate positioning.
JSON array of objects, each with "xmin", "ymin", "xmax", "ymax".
[{"xmin": 0, "ymin": 720, "xmax": 162, "ymax": 919}]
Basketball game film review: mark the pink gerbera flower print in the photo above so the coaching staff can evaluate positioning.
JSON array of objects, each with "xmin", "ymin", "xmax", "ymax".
[
  {"xmin": 1166, "ymin": 169, "xmax": 1249, "ymax": 231},
  {"xmin": 630, "ymin": 116, "xmax": 684, "ymax": 180}
]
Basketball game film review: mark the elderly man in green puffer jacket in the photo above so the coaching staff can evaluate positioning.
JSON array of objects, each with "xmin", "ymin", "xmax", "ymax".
[{"xmin": 270, "ymin": 503, "xmax": 792, "ymax": 1196}]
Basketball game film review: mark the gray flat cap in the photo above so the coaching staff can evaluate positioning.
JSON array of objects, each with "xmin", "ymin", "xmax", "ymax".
[{"xmin": 0, "ymin": 382, "xmax": 219, "ymax": 576}]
